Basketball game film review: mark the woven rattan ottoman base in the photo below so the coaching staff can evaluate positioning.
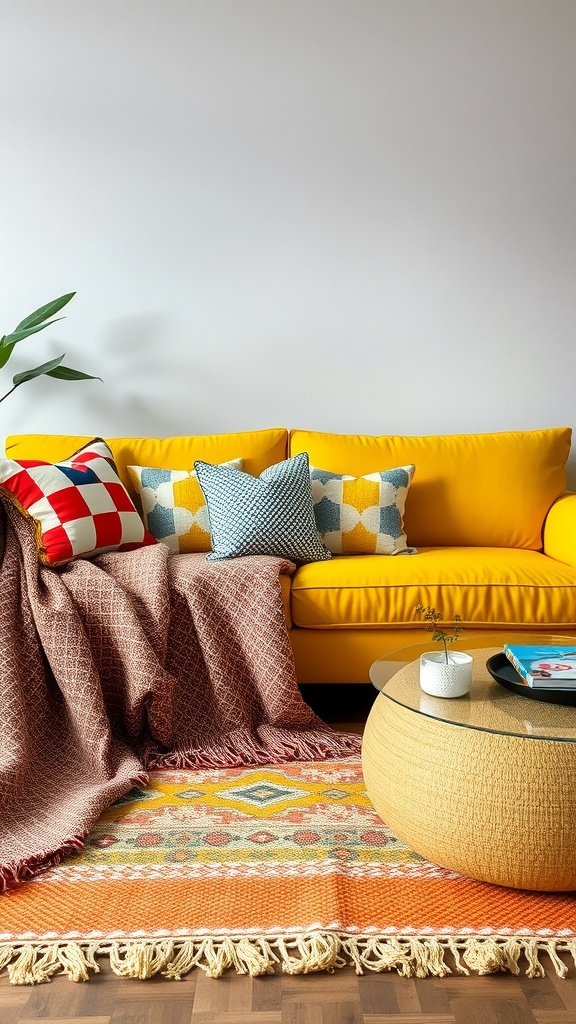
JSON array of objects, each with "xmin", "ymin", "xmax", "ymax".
[{"xmin": 362, "ymin": 652, "xmax": 576, "ymax": 892}]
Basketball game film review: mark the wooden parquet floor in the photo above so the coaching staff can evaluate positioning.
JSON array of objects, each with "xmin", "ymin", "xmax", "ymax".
[
  {"xmin": 4, "ymin": 961, "xmax": 576, "ymax": 1024},
  {"xmin": 4, "ymin": 956, "xmax": 576, "ymax": 1023},
  {"xmin": 3, "ymin": 685, "xmax": 576, "ymax": 1024}
]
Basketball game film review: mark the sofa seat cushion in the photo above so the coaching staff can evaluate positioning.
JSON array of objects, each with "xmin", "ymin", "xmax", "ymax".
[{"xmin": 290, "ymin": 547, "xmax": 576, "ymax": 629}]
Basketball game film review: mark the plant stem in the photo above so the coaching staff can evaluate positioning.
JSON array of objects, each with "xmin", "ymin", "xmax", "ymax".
[
  {"xmin": 442, "ymin": 637, "xmax": 448, "ymax": 664},
  {"xmin": 0, "ymin": 385, "xmax": 17, "ymax": 405}
]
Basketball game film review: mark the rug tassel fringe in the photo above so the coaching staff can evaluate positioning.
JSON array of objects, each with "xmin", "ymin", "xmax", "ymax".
[
  {"xmin": 109, "ymin": 940, "xmax": 176, "ymax": 980},
  {"xmin": 545, "ymin": 941, "xmax": 569, "ymax": 980},
  {"xmin": 2, "ymin": 934, "xmax": 576, "ymax": 984},
  {"xmin": 57, "ymin": 942, "xmax": 101, "ymax": 982},
  {"xmin": 275, "ymin": 933, "xmax": 345, "ymax": 975},
  {"xmin": 231, "ymin": 937, "xmax": 279, "ymax": 977}
]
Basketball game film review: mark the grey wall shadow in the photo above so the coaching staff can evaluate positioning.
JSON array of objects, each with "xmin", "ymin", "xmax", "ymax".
[{"xmin": 77, "ymin": 313, "xmax": 209, "ymax": 438}]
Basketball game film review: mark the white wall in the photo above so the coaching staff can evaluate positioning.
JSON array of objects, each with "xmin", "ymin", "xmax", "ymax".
[{"xmin": 2, "ymin": 1, "xmax": 576, "ymax": 481}]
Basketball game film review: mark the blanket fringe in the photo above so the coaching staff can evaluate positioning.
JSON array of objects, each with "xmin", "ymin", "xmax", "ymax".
[
  {"xmin": 1, "ymin": 933, "xmax": 575, "ymax": 984},
  {"xmin": 0, "ymin": 769, "xmax": 149, "ymax": 894},
  {"xmin": 0, "ymin": 836, "xmax": 86, "ymax": 895},
  {"xmin": 143, "ymin": 729, "xmax": 362, "ymax": 771}
]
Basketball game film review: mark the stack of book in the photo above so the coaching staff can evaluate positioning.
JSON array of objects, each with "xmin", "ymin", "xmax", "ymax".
[{"xmin": 503, "ymin": 643, "xmax": 576, "ymax": 689}]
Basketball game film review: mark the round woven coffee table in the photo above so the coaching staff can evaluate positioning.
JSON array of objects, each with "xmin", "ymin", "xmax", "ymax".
[{"xmin": 362, "ymin": 634, "xmax": 576, "ymax": 891}]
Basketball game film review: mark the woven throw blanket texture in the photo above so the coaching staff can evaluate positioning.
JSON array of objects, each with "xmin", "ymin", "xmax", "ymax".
[{"xmin": 0, "ymin": 497, "xmax": 359, "ymax": 892}]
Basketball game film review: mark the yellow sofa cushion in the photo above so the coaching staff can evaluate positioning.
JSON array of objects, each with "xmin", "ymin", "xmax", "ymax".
[
  {"xmin": 5, "ymin": 428, "xmax": 288, "ymax": 498},
  {"xmin": 290, "ymin": 428, "xmax": 571, "ymax": 550},
  {"xmin": 290, "ymin": 548, "xmax": 576, "ymax": 629}
]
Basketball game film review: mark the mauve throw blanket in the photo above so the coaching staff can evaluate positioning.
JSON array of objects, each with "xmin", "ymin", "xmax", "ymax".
[{"xmin": 0, "ymin": 497, "xmax": 360, "ymax": 892}]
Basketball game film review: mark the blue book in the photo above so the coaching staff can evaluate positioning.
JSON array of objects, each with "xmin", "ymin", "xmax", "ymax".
[{"xmin": 503, "ymin": 644, "xmax": 576, "ymax": 688}]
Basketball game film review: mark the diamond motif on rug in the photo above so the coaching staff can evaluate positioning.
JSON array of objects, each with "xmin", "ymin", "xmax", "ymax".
[{"xmin": 219, "ymin": 781, "xmax": 308, "ymax": 806}]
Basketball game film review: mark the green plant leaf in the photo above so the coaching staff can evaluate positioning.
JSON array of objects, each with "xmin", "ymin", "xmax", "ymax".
[
  {"xmin": 0, "ymin": 340, "xmax": 16, "ymax": 369},
  {"xmin": 12, "ymin": 354, "xmax": 66, "ymax": 388},
  {"xmin": 46, "ymin": 364, "xmax": 102, "ymax": 382},
  {"xmin": 14, "ymin": 292, "xmax": 76, "ymax": 332},
  {"xmin": 2, "ymin": 318, "xmax": 66, "ymax": 347}
]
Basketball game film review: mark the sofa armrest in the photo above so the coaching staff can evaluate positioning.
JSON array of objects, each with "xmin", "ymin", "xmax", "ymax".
[{"xmin": 543, "ymin": 492, "xmax": 576, "ymax": 567}]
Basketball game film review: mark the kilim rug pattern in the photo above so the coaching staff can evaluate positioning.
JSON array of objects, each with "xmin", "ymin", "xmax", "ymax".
[{"xmin": 2, "ymin": 757, "xmax": 576, "ymax": 985}]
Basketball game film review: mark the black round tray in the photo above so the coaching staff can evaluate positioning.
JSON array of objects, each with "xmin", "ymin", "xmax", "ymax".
[{"xmin": 486, "ymin": 652, "xmax": 576, "ymax": 706}]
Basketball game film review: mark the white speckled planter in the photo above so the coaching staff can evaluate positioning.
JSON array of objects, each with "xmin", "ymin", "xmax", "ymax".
[{"xmin": 419, "ymin": 650, "xmax": 473, "ymax": 698}]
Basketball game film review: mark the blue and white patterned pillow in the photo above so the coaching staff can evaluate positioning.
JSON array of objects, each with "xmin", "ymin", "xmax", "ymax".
[{"xmin": 195, "ymin": 452, "xmax": 331, "ymax": 563}]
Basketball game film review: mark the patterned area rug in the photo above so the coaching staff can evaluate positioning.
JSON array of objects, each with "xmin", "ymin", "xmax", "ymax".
[{"xmin": 2, "ymin": 757, "xmax": 576, "ymax": 985}]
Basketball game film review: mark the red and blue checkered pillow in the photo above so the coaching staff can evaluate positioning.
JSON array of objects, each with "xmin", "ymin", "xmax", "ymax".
[{"xmin": 0, "ymin": 438, "xmax": 157, "ymax": 566}]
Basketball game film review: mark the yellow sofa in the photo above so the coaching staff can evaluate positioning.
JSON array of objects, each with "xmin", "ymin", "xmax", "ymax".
[{"xmin": 6, "ymin": 426, "xmax": 576, "ymax": 684}]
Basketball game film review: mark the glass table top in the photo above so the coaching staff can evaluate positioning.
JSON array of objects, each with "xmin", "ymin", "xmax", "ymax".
[{"xmin": 369, "ymin": 633, "xmax": 576, "ymax": 742}]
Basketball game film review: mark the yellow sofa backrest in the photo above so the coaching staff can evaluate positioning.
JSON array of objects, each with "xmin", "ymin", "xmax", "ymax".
[
  {"xmin": 5, "ymin": 428, "xmax": 288, "ymax": 499},
  {"xmin": 290, "ymin": 428, "xmax": 572, "ymax": 550},
  {"xmin": 6, "ymin": 426, "xmax": 571, "ymax": 550}
]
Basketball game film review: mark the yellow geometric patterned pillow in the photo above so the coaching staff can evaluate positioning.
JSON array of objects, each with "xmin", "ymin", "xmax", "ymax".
[
  {"xmin": 309, "ymin": 464, "xmax": 416, "ymax": 555},
  {"xmin": 127, "ymin": 460, "xmax": 243, "ymax": 553}
]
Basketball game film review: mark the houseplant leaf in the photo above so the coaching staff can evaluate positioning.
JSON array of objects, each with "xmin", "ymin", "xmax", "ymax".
[
  {"xmin": 0, "ymin": 339, "xmax": 16, "ymax": 369},
  {"xmin": 11, "ymin": 354, "xmax": 66, "ymax": 388},
  {"xmin": 46, "ymin": 365, "xmax": 102, "ymax": 382},
  {"xmin": 13, "ymin": 293, "xmax": 76, "ymax": 333},
  {"xmin": 0, "ymin": 292, "xmax": 102, "ymax": 405},
  {"xmin": 2, "ymin": 318, "xmax": 67, "ymax": 347}
]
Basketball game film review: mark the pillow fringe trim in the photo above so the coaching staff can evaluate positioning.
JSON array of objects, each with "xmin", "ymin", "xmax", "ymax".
[
  {"xmin": 0, "ymin": 487, "xmax": 53, "ymax": 565},
  {"xmin": 1, "ymin": 932, "xmax": 575, "ymax": 984}
]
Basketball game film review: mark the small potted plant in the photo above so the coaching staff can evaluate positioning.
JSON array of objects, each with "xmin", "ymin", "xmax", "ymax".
[{"xmin": 415, "ymin": 604, "xmax": 472, "ymax": 697}]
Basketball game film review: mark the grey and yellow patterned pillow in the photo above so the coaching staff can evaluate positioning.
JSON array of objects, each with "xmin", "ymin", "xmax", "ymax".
[
  {"xmin": 127, "ymin": 460, "xmax": 243, "ymax": 553},
  {"xmin": 309, "ymin": 464, "xmax": 416, "ymax": 555}
]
